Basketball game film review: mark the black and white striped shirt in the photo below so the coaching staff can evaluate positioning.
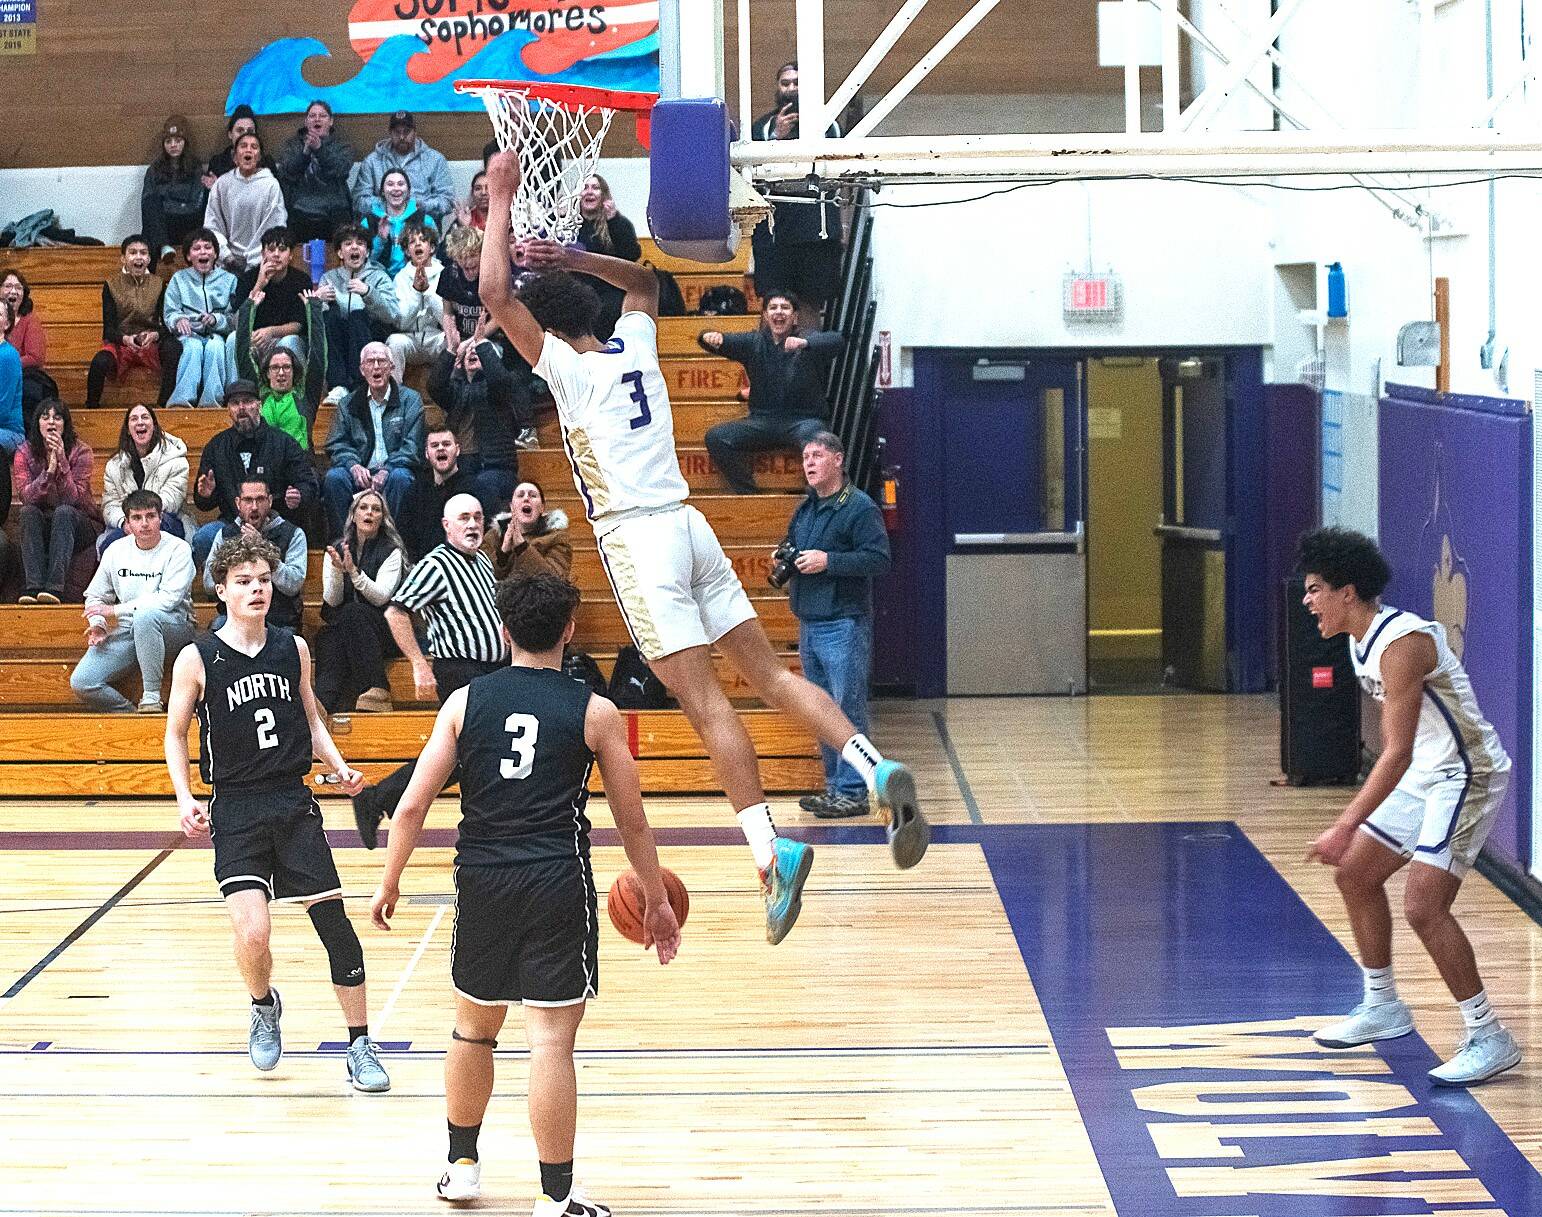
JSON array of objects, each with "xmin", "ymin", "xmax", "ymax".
[{"xmin": 391, "ymin": 544, "xmax": 508, "ymax": 664}]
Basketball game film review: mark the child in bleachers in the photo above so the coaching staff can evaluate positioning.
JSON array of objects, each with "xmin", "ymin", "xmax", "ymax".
[
  {"xmin": 142, "ymin": 116, "xmax": 207, "ymax": 264},
  {"xmin": 316, "ymin": 224, "xmax": 399, "ymax": 404},
  {"xmin": 85, "ymin": 236, "xmax": 177, "ymax": 409},
  {"xmin": 386, "ymin": 224, "xmax": 445, "ymax": 383},
  {"xmin": 164, "ymin": 228, "xmax": 237, "ymax": 407},
  {"xmin": 205, "ymin": 132, "xmax": 287, "ymax": 272},
  {"xmin": 227, "ymin": 226, "xmax": 311, "ymax": 386},
  {"xmin": 14, "ymin": 400, "xmax": 102, "ymax": 603}
]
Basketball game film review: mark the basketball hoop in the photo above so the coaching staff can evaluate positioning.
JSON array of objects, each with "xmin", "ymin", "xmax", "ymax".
[{"xmin": 455, "ymin": 80, "xmax": 657, "ymax": 244}]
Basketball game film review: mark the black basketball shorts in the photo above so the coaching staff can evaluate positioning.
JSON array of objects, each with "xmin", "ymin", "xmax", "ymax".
[
  {"xmin": 209, "ymin": 784, "xmax": 343, "ymax": 903},
  {"xmin": 451, "ymin": 856, "xmax": 599, "ymax": 1007}
]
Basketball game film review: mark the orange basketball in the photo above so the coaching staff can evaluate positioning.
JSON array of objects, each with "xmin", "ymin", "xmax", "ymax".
[{"xmin": 606, "ymin": 867, "xmax": 689, "ymax": 944}]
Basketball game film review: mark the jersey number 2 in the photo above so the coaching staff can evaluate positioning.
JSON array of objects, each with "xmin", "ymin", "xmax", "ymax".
[
  {"xmin": 254, "ymin": 708, "xmax": 279, "ymax": 751},
  {"xmin": 622, "ymin": 370, "xmax": 652, "ymax": 431},
  {"xmin": 501, "ymin": 713, "xmax": 540, "ymax": 780}
]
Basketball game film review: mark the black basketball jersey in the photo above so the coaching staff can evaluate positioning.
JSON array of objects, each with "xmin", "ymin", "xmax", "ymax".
[
  {"xmin": 194, "ymin": 628, "xmax": 311, "ymax": 788},
  {"xmin": 456, "ymin": 665, "xmax": 596, "ymax": 866}
]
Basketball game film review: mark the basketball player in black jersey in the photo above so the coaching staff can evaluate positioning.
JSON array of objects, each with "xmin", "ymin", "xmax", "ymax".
[
  {"xmin": 371, "ymin": 572, "xmax": 680, "ymax": 1214},
  {"xmin": 165, "ymin": 533, "xmax": 390, "ymax": 1092}
]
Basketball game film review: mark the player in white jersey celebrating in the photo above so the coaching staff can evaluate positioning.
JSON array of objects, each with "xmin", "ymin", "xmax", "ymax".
[
  {"xmin": 1298, "ymin": 527, "xmax": 1518, "ymax": 1085},
  {"xmin": 478, "ymin": 151, "xmax": 927, "ymax": 945}
]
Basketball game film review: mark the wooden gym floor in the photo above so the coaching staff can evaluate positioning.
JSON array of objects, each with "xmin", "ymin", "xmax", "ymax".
[{"xmin": 2, "ymin": 694, "xmax": 1540, "ymax": 1216}]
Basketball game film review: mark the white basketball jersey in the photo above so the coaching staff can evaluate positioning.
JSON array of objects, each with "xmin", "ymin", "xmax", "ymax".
[
  {"xmin": 1349, "ymin": 605, "xmax": 1507, "ymax": 777},
  {"xmin": 535, "ymin": 312, "xmax": 690, "ymax": 534}
]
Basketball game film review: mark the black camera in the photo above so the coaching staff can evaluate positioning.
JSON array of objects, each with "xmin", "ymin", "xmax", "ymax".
[{"xmin": 768, "ymin": 540, "xmax": 801, "ymax": 588}]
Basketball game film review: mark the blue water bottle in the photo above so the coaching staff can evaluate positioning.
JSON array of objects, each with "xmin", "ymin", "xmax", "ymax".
[
  {"xmin": 307, "ymin": 238, "xmax": 326, "ymax": 285},
  {"xmin": 1326, "ymin": 262, "xmax": 1347, "ymax": 318}
]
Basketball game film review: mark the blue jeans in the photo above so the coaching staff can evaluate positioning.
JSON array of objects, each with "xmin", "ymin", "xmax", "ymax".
[
  {"xmin": 70, "ymin": 607, "xmax": 196, "ymax": 710},
  {"xmin": 322, "ymin": 465, "xmax": 414, "ymax": 539},
  {"xmin": 191, "ymin": 519, "xmax": 227, "ymax": 575},
  {"xmin": 797, "ymin": 614, "xmax": 873, "ymax": 799},
  {"xmin": 170, "ymin": 333, "xmax": 228, "ymax": 406}
]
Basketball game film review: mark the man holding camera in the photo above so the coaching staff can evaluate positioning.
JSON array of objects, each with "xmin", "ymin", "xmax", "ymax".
[{"xmin": 777, "ymin": 432, "xmax": 890, "ymax": 819}]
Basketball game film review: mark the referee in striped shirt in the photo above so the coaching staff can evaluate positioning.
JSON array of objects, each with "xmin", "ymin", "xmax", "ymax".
[{"xmin": 354, "ymin": 493, "xmax": 508, "ymax": 847}]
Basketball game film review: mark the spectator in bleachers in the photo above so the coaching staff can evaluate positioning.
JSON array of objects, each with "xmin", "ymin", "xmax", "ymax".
[
  {"xmin": 352, "ymin": 111, "xmax": 455, "ymax": 225},
  {"xmin": 317, "ymin": 224, "xmax": 399, "ymax": 403},
  {"xmin": 257, "ymin": 347, "xmax": 313, "ymax": 449},
  {"xmin": 275, "ymin": 100, "xmax": 358, "ymax": 244},
  {"xmin": 452, "ymin": 170, "xmax": 490, "ymax": 232},
  {"xmin": 485, "ymin": 480, "xmax": 572, "ymax": 581},
  {"xmin": 0, "ymin": 299, "xmax": 23, "ymax": 521},
  {"xmin": 85, "ymin": 235, "xmax": 177, "ymax": 409},
  {"xmin": 699, "ymin": 292, "xmax": 843, "ymax": 493},
  {"xmin": 205, "ymin": 133, "xmax": 287, "ymax": 272},
  {"xmin": 100, "ymin": 404, "xmax": 189, "ymax": 552},
  {"xmin": 313, "ymin": 488, "xmax": 406, "ymax": 716},
  {"xmin": 386, "ymin": 224, "xmax": 445, "ymax": 382},
  {"xmin": 227, "ymin": 226, "xmax": 309, "ymax": 384},
  {"xmin": 15, "ymin": 400, "xmax": 103, "ymax": 604},
  {"xmin": 361, "ymin": 169, "xmax": 439, "ymax": 278},
  {"xmin": 426, "ymin": 338, "xmax": 525, "ymax": 520},
  {"xmin": 203, "ymin": 106, "xmax": 276, "ymax": 185},
  {"xmin": 71, "ymin": 488, "xmax": 196, "ymax": 713},
  {"xmin": 163, "ymin": 228, "xmax": 237, "ymax": 408},
  {"xmin": 203, "ymin": 475, "xmax": 308, "ymax": 630},
  {"xmin": 142, "ymin": 116, "xmax": 208, "ymax": 264},
  {"xmin": 436, "ymin": 223, "xmax": 488, "ymax": 354},
  {"xmin": 321, "ymin": 341, "xmax": 423, "ymax": 537},
  {"xmin": 190, "ymin": 380, "xmax": 317, "ymax": 571},
  {"xmin": 575, "ymin": 174, "xmax": 642, "ymax": 340},
  {"xmin": 397, "ymin": 427, "xmax": 477, "ymax": 561},
  {"xmin": 750, "ymin": 62, "xmax": 846, "ymax": 321},
  {"xmin": 0, "ymin": 271, "xmax": 53, "ymax": 426}
]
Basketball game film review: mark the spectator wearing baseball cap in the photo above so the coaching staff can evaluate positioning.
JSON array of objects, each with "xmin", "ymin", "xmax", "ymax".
[
  {"xmin": 352, "ymin": 110, "xmax": 455, "ymax": 224},
  {"xmin": 142, "ymin": 115, "xmax": 208, "ymax": 262}
]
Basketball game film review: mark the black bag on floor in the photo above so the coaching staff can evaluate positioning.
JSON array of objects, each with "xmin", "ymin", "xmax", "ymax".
[
  {"xmin": 608, "ymin": 644, "xmax": 671, "ymax": 709},
  {"xmin": 562, "ymin": 647, "xmax": 609, "ymax": 698}
]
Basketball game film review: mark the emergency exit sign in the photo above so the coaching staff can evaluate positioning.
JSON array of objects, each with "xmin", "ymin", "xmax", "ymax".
[{"xmin": 1063, "ymin": 272, "xmax": 1122, "ymax": 322}]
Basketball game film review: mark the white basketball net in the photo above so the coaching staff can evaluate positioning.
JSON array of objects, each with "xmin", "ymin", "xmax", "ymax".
[{"xmin": 468, "ymin": 85, "xmax": 619, "ymax": 244}]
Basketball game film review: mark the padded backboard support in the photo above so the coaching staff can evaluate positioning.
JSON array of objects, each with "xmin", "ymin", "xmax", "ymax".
[{"xmin": 648, "ymin": 97, "xmax": 738, "ymax": 264}]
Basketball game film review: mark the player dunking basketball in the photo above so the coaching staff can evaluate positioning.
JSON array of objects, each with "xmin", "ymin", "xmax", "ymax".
[
  {"xmin": 371, "ymin": 572, "xmax": 679, "ymax": 1213},
  {"xmin": 478, "ymin": 150, "xmax": 928, "ymax": 945},
  {"xmin": 1300, "ymin": 527, "xmax": 1520, "ymax": 1085},
  {"xmin": 164, "ymin": 533, "xmax": 390, "ymax": 1091}
]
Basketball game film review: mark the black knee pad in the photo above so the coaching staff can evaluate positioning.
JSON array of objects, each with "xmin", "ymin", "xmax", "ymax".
[
  {"xmin": 308, "ymin": 898, "xmax": 365, "ymax": 987},
  {"xmin": 452, "ymin": 1029, "xmax": 499, "ymax": 1049}
]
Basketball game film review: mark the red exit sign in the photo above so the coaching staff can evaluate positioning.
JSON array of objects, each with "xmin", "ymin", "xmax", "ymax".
[{"xmin": 1063, "ymin": 273, "xmax": 1122, "ymax": 320}]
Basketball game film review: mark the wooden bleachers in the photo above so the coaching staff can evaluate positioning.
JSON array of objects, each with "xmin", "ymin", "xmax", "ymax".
[{"xmin": 0, "ymin": 243, "xmax": 819, "ymax": 797}]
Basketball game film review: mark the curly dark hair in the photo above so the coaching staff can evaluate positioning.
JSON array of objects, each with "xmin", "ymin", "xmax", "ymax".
[
  {"xmin": 496, "ymin": 573, "xmax": 581, "ymax": 654},
  {"xmin": 210, "ymin": 533, "xmax": 280, "ymax": 588},
  {"xmin": 1296, "ymin": 527, "xmax": 1391, "ymax": 602},
  {"xmin": 518, "ymin": 271, "xmax": 600, "ymax": 340}
]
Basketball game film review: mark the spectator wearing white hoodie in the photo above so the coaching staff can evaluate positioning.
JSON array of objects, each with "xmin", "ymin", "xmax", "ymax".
[
  {"xmin": 71, "ymin": 488, "xmax": 196, "ymax": 713},
  {"xmin": 204, "ymin": 132, "xmax": 287, "ymax": 271},
  {"xmin": 385, "ymin": 224, "xmax": 445, "ymax": 383}
]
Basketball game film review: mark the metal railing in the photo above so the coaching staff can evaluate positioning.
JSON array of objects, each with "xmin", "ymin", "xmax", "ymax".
[{"xmin": 824, "ymin": 189, "xmax": 884, "ymax": 492}]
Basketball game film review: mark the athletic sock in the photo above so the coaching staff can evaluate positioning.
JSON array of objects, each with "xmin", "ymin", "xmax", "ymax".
[
  {"xmin": 841, "ymin": 734, "xmax": 884, "ymax": 788},
  {"xmin": 1458, "ymin": 988, "xmax": 1499, "ymax": 1035},
  {"xmin": 252, "ymin": 991, "xmax": 275, "ymax": 1008},
  {"xmin": 1362, "ymin": 965, "xmax": 1398, "ymax": 1007},
  {"xmin": 448, "ymin": 1121, "xmax": 481, "ymax": 1163},
  {"xmin": 736, "ymin": 802, "xmax": 777, "ymax": 871},
  {"xmin": 539, "ymin": 1160, "xmax": 574, "ymax": 1203},
  {"xmin": 348, "ymin": 1024, "xmax": 368, "ymax": 1044}
]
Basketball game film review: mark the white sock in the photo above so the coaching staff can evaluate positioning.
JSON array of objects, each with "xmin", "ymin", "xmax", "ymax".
[
  {"xmin": 841, "ymin": 735, "xmax": 884, "ymax": 788},
  {"xmin": 1457, "ymin": 988, "xmax": 1499, "ymax": 1034},
  {"xmin": 736, "ymin": 802, "xmax": 777, "ymax": 871},
  {"xmin": 1362, "ymin": 964, "xmax": 1398, "ymax": 1007}
]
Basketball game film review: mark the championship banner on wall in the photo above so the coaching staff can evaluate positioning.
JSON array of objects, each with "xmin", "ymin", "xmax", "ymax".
[
  {"xmin": 0, "ymin": 0, "xmax": 36, "ymax": 56},
  {"xmin": 229, "ymin": 2, "xmax": 659, "ymax": 114}
]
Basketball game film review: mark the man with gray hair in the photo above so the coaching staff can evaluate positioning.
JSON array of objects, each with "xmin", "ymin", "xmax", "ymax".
[
  {"xmin": 783, "ymin": 431, "xmax": 891, "ymax": 818},
  {"xmin": 322, "ymin": 340, "xmax": 424, "ymax": 537}
]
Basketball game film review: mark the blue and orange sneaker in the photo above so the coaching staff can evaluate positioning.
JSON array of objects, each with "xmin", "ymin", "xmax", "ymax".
[
  {"xmin": 872, "ymin": 760, "xmax": 929, "ymax": 869},
  {"xmin": 761, "ymin": 836, "xmax": 814, "ymax": 945}
]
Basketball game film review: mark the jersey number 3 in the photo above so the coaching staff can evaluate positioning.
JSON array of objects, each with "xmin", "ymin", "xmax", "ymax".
[
  {"xmin": 501, "ymin": 712, "xmax": 540, "ymax": 780},
  {"xmin": 254, "ymin": 708, "xmax": 279, "ymax": 751},
  {"xmin": 622, "ymin": 370, "xmax": 652, "ymax": 431}
]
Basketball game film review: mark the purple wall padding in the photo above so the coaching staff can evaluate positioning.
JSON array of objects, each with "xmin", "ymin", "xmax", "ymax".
[
  {"xmin": 1265, "ymin": 384, "xmax": 1321, "ymax": 686},
  {"xmin": 1378, "ymin": 384, "xmax": 1532, "ymax": 869},
  {"xmin": 872, "ymin": 388, "xmax": 919, "ymax": 692}
]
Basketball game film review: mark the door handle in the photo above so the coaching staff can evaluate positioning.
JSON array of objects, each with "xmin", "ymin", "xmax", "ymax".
[
  {"xmin": 953, "ymin": 527, "xmax": 1085, "ymax": 552},
  {"xmin": 1154, "ymin": 523, "xmax": 1223, "ymax": 543}
]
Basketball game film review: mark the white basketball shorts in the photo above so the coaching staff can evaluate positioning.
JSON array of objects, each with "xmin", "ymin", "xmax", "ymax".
[
  {"xmin": 1360, "ymin": 760, "xmax": 1511, "ymax": 877},
  {"xmin": 595, "ymin": 504, "xmax": 758, "ymax": 662}
]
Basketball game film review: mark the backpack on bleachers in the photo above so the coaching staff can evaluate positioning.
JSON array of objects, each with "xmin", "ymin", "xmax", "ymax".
[
  {"xmin": 698, "ymin": 285, "xmax": 748, "ymax": 316},
  {"xmin": 607, "ymin": 644, "xmax": 671, "ymax": 709},
  {"xmin": 561, "ymin": 647, "xmax": 609, "ymax": 698}
]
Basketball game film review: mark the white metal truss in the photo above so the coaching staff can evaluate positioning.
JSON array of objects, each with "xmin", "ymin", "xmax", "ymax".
[{"xmin": 730, "ymin": 0, "xmax": 1542, "ymax": 183}]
